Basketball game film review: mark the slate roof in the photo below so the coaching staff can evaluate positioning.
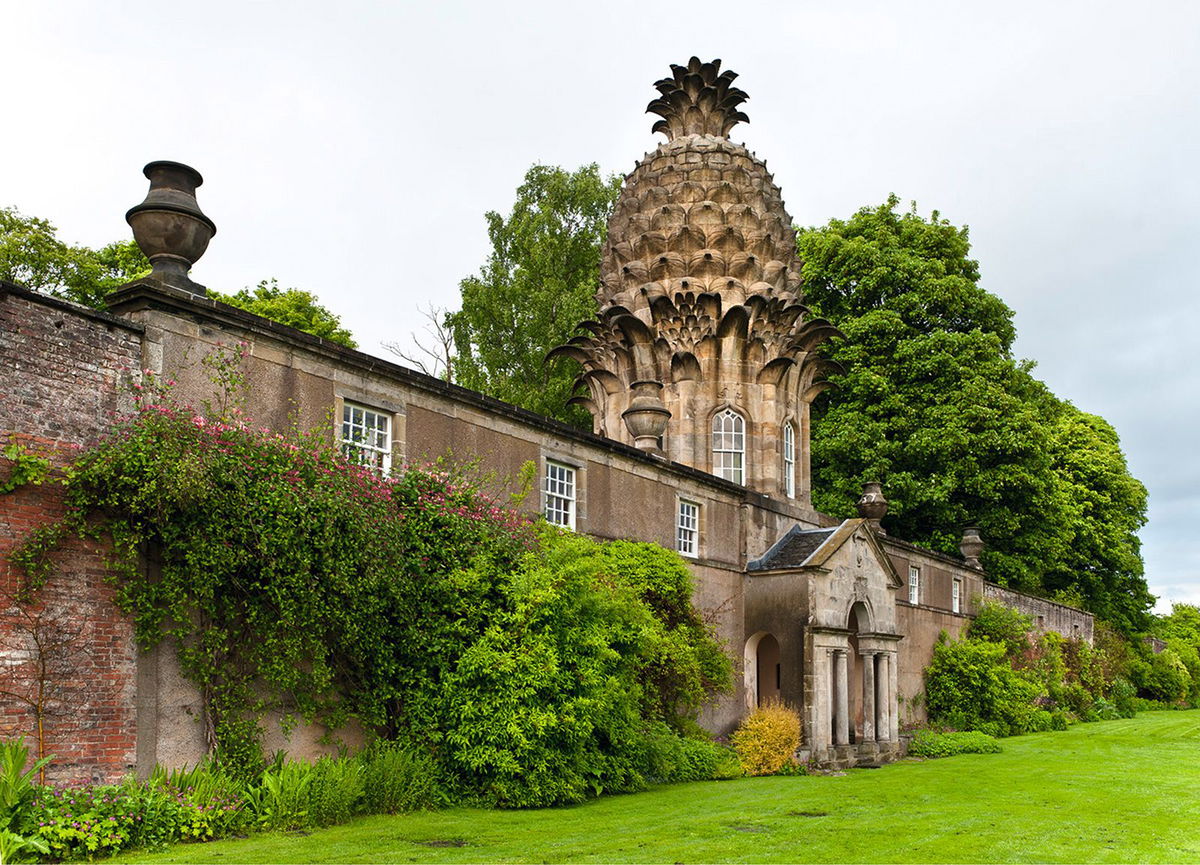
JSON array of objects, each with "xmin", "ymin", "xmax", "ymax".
[{"xmin": 747, "ymin": 526, "xmax": 837, "ymax": 571}]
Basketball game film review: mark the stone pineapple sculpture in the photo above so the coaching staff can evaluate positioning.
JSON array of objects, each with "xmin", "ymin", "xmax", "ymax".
[{"xmin": 551, "ymin": 58, "xmax": 839, "ymax": 503}]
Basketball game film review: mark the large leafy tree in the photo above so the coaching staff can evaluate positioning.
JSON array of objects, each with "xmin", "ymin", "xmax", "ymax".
[
  {"xmin": 0, "ymin": 207, "xmax": 149, "ymax": 307},
  {"xmin": 1, "ymin": 207, "xmax": 356, "ymax": 348},
  {"xmin": 447, "ymin": 164, "xmax": 621, "ymax": 427},
  {"xmin": 799, "ymin": 197, "xmax": 1150, "ymax": 631}
]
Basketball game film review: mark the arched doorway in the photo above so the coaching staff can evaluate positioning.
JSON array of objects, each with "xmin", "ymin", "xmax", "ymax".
[
  {"xmin": 743, "ymin": 631, "xmax": 781, "ymax": 708},
  {"xmin": 848, "ymin": 602, "xmax": 871, "ymax": 743}
]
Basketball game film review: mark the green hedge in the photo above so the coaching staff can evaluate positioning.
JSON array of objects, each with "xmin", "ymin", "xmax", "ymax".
[{"xmin": 907, "ymin": 730, "xmax": 1002, "ymax": 758}]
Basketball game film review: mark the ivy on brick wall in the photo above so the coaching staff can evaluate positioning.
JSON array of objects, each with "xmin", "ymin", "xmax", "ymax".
[
  {"xmin": 0, "ymin": 443, "xmax": 51, "ymax": 495},
  {"xmin": 9, "ymin": 356, "xmax": 730, "ymax": 804}
]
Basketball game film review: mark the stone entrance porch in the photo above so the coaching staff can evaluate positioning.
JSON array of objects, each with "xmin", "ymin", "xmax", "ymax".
[{"xmin": 745, "ymin": 519, "xmax": 905, "ymax": 769}]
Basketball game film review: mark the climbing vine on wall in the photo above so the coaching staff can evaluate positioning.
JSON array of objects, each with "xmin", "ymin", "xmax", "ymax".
[
  {"xmin": 9, "ymin": 358, "xmax": 730, "ymax": 803},
  {"xmin": 0, "ymin": 442, "xmax": 51, "ymax": 495}
]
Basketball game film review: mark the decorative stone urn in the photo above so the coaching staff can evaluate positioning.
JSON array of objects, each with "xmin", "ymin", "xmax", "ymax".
[
  {"xmin": 621, "ymin": 380, "xmax": 671, "ymax": 454},
  {"xmin": 125, "ymin": 161, "xmax": 216, "ymax": 295},
  {"xmin": 960, "ymin": 527, "xmax": 985, "ymax": 569},
  {"xmin": 856, "ymin": 481, "xmax": 888, "ymax": 533}
]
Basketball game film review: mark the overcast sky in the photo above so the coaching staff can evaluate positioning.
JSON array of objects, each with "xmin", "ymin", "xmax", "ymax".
[{"xmin": 6, "ymin": 0, "xmax": 1198, "ymax": 610}]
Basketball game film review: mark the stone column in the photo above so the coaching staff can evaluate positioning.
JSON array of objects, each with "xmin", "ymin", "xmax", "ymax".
[
  {"xmin": 860, "ymin": 651, "xmax": 876, "ymax": 743},
  {"xmin": 833, "ymin": 649, "xmax": 850, "ymax": 746},
  {"xmin": 811, "ymin": 649, "xmax": 832, "ymax": 752},
  {"xmin": 887, "ymin": 650, "xmax": 900, "ymax": 743},
  {"xmin": 875, "ymin": 653, "xmax": 890, "ymax": 742}
]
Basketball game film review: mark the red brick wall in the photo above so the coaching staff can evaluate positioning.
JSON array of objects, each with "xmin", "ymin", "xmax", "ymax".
[{"xmin": 0, "ymin": 284, "xmax": 143, "ymax": 782}]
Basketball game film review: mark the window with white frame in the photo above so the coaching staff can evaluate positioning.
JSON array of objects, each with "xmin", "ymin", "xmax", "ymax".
[
  {"xmin": 676, "ymin": 499, "xmax": 700, "ymax": 558},
  {"xmin": 341, "ymin": 402, "xmax": 391, "ymax": 475},
  {"xmin": 782, "ymin": 421, "xmax": 796, "ymax": 498},
  {"xmin": 908, "ymin": 565, "xmax": 920, "ymax": 605},
  {"xmin": 544, "ymin": 461, "xmax": 576, "ymax": 529},
  {"xmin": 712, "ymin": 408, "xmax": 745, "ymax": 485},
  {"xmin": 952, "ymin": 579, "xmax": 962, "ymax": 613}
]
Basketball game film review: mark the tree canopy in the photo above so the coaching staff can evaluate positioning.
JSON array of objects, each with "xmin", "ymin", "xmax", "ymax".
[
  {"xmin": 0, "ymin": 207, "xmax": 149, "ymax": 307},
  {"xmin": 1, "ymin": 207, "xmax": 356, "ymax": 348},
  {"xmin": 447, "ymin": 164, "xmax": 621, "ymax": 427},
  {"xmin": 212, "ymin": 280, "xmax": 357, "ymax": 349},
  {"xmin": 799, "ymin": 197, "xmax": 1151, "ymax": 631}
]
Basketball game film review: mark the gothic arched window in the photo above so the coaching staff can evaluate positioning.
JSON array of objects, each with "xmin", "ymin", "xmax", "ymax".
[
  {"xmin": 712, "ymin": 408, "xmax": 745, "ymax": 485},
  {"xmin": 783, "ymin": 421, "xmax": 796, "ymax": 498}
]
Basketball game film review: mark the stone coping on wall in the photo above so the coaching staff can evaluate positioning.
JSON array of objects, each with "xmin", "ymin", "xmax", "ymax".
[
  {"xmin": 1, "ymin": 280, "xmax": 146, "ymax": 335},
  {"xmin": 104, "ymin": 278, "xmax": 824, "ymax": 524},
  {"xmin": 877, "ymin": 532, "xmax": 980, "ymax": 573}
]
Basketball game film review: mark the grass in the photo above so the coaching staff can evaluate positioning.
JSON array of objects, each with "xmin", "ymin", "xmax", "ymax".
[{"xmin": 112, "ymin": 710, "xmax": 1200, "ymax": 864}]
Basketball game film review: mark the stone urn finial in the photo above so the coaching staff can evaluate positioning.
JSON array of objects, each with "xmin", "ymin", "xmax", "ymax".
[
  {"xmin": 125, "ymin": 161, "xmax": 216, "ymax": 296},
  {"xmin": 856, "ymin": 481, "xmax": 888, "ymax": 534},
  {"xmin": 621, "ymin": 380, "xmax": 671, "ymax": 454},
  {"xmin": 960, "ymin": 527, "xmax": 985, "ymax": 570}
]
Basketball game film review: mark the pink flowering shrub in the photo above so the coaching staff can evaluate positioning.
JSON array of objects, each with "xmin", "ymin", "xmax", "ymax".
[{"xmin": 15, "ymin": 377, "xmax": 535, "ymax": 775}]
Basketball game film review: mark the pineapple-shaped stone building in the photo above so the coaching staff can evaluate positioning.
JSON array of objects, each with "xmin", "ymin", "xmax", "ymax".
[{"xmin": 552, "ymin": 58, "xmax": 840, "ymax": 506}]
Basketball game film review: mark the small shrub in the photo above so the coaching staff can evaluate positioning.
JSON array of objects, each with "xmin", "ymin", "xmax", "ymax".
[
  {"xmin": 360, "ymin": 742, "xmax": 444, "ymax": 814},
  {"xmin": 973, "ymin": 720, "xmax": 1008, "ymax": 738},
  {"xmin": 305, "ymin": 755, "xmax": 364, "ymax": 827},
  {"xmin": 710, "ymin": 747, "xmax": 743, "ymax": 780},
  {"xmin": 0, "ymin": 739, "xmax": 50, "ymax": 831},
  {"xmin": 29, "ymin": 785, "xmax": 144, "ymax": 860},
  {"xmin": 1142, "ymin": 649, "xmax": 1191, "ymax": 703},
  {"xmin": 1093, "ymin": 697, "xmax": 1122, "ymax": 721},
  {"xmin": 925, "ymin": 638, "xmax": 1041, "ymax": 735},
  {"xmin": 1022, "ymin": 708, "xmax": 1067, "ymax": 733},
  {"xmin": 908, "ymin": 730, "xmax": 1002, "ymax": 758},
  {"xmin": 640, "ymin": 725, "xmax": 739, "ymax": 783},
  {"xmin": 1061, "ymin": 682, "xmax": 1096, "ymax": 721},
  {"xmin": 1108, "ymin": 677, "xmax": 1138, "ymax": 718},
  {"xmin": 731, "ymin": 700, "xmax": 801, "ymax": 776},
  {"xmin": 114, "ymin": 780, "xmax": 186, "ymax": 851},
  {"xmin": 0, "ymin": 828, "xmax": 49, "ymax": 864},
  {"xmin": 248, "ymin": 760, "xmax": 313, "ymax": 830}
]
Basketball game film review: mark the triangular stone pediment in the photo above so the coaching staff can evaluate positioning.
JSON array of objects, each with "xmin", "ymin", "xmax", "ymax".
[
  {"xmin": 750, "ymin": 519, "xmax": 903, "ymax": 588},
  {"xmin": 749, "ymin": 519, "xmax": 902, "ymax": 635}
]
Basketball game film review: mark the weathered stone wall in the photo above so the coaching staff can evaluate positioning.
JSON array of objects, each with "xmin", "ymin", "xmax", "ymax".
[
  {"xmin": 982, "ymin": 583, "xmax": 1094, "ymax": 643},
  {"xmin": 0, "ymin": 283, "xmax": 143, "ymax": 782}
]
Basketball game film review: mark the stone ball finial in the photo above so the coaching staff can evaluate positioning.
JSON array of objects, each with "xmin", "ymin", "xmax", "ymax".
[
  {"xmin": 125, "ymin": 161, "xmax": 216, "ymax": 296},
  {"xmin": 960, "ymin": 526, "xmax": 985, "ymax": 570},
  {"xmin": 856, "ymin": 481, "xmax": 888, "ymax": 533},
  {"xmin": 646, "ymin": 57, "xmax": 749, "ymax": 140}
]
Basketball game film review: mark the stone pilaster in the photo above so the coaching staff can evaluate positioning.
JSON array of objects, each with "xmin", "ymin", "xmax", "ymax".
[{"xmin": 887, "ymin": 650, "xmax": 900, "ymax": 742}]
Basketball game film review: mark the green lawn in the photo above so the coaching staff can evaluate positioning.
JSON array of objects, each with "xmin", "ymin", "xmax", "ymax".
[{"xmin": 113, "ymin": 711, "xmax": 1200, "ymax": 864}]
